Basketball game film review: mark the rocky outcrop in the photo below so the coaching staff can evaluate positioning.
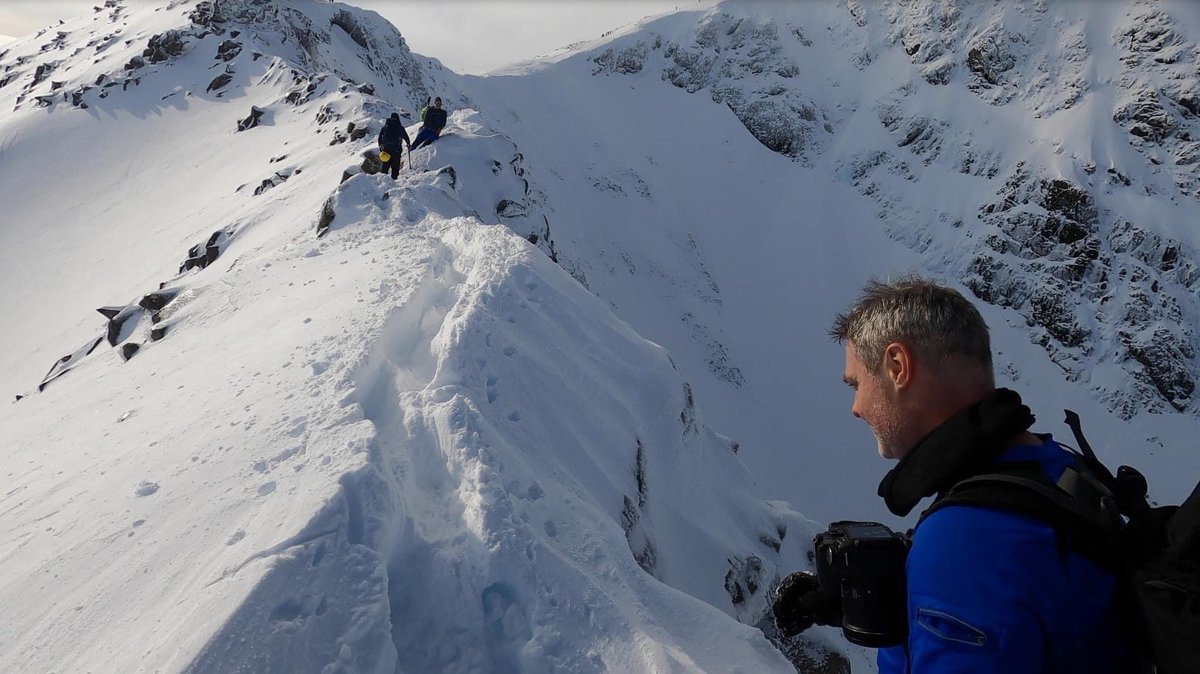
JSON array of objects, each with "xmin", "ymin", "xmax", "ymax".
[
  {"xmin": 237, "ymin": 106, "xmax": 265, "ymax": 131},
  {"xmin": 967, "ymin": 167, "xmax": 1199, "ymax": 416},
  {"xmin": 143, "ymin": 30, "xmax": 187, "ymax": 64},
  {"xmin": 216, "ymin": 39, "xmax": 242, "ymax": 62},
  {"xmin": 315, "ymin": 196, "xmax": 336, "ymax": 238},
  {"xmin": 588, "ymin": 13, "xmax": 832, "ymax": 162},
  {"xmin": 1113, "ymin": 8, "xmax": 1200, "ymax": 201},
  {"xmin": 620, "ymin": 439, "xmax": 657, "ymax": 575},
  {"xmin": 330, "ymin": 10, "xmax": 370, "ymax": 50},
  {"xmin": 206, "ymin": 73, "xmax": 233, "ymax": 93},
  {"xmin": 180, "ymin": 230, "xmax": 230, "ymax": 273}
]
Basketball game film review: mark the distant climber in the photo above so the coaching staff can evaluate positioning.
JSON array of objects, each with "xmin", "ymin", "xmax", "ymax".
[
  {"xmin": 410, "ymin": 97, "xmax": 447, "ymax": 151},
  {"xmin": 377, "ymin": 112, "xmax": 410, "ymax": 179}
]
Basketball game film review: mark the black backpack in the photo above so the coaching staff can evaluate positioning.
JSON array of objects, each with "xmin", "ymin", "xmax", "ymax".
[{"xmin": 925, "ymin": 411, "xmax": 1200, "ymax": 674}]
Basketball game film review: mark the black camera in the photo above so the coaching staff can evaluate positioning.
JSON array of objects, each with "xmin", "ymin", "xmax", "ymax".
[{"xmin": 772, "ymin": 521, "xmax": 910, "ymax": 648}]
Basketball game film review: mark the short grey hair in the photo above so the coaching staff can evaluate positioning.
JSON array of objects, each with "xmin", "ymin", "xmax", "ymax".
[{"xmin": 830, "ymin": 276, "xmax": 994, "ymax": 381}]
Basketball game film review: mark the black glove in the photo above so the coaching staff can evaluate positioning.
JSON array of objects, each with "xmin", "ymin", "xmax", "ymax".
[{"xmin": 772, "ymin": 571, "xmax": 843, "ymax": 637}]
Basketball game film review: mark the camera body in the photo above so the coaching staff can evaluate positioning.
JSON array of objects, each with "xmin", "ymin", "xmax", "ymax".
[{"xmin": 814, "ymin": 521, "xmax": 910, "ymax": 648}]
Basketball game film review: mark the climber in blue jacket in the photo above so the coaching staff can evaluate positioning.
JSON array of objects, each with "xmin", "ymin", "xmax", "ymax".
[{"xmin": 825, "ymin": 277, "xmax": 1138, "ymax": 673}]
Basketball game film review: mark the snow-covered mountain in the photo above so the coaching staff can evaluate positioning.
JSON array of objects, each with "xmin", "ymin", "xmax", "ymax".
[
  {"xmin": 2, "ymin": 0, "xmax": 1199, "ymax": 672},
  {"xmin": 460, "ymin": 0, "xmax": 1200, "ymax": 522}
]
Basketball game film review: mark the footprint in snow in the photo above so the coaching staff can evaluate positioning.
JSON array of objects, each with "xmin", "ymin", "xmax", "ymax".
[
  {"xmin": 134, "ymin": 481, "xmax": 159, "ymax": 497},
  {"xmin": 481, "ymin": 582, "xmax": 533, "ymax": 643}
]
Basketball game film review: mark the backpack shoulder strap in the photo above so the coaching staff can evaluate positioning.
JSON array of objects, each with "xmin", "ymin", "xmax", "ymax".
[{"xmin": 922, "ymin": 462, "xmax": 1123, "ymax": 565}]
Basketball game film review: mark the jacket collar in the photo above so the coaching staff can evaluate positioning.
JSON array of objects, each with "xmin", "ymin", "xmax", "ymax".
[{"xmin": 877, "ymin": 388, "xmax": 1035, "ymax": 517}]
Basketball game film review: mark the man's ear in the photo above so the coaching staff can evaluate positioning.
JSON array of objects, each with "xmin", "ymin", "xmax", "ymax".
[{"xmin": 882, "ymin": 342, "xmax": 913, "ymax": 390}]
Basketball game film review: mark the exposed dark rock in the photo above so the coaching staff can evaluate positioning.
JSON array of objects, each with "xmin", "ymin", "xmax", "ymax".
[
  {"xmin": 360, "ymin": 149, "xmax": 383, "ymax": 175},
  {"xmin": 150, "ymin": 326, "xmax": 168, "ymax": 342},
  {"xmin": 97, "ymin": 306, "xmax": 124, "ymax": 319},
  {"xmin": 32, "ymin": 62, "xmax": 55, "ymax": 85},
  {"xmin": 143, "ymin": 30, "xmax": 187, "ymax": 63},
  {"xmin": 138, "ymin": 291, "xmax": 177, "ymax": 312},
  {"xmin": 330, "ymin": 10, "xmax": 370, "ymax": 50},
  {"xmin": 1114, "ymin": 93, "xmax": 1175, "ymax": 143},
  {"xmin": 38, "ymin": 335, "xmax": 104, "ymax": 392},
  {"xmin": 757, "ymin": 611, "xmax": 852, "ymax": 674},
  {"xmin": 189, "ymin": 1, "xmax": 226, "ymax": 27},
  {"xmin": 180, "ymin": 230, "xmax": 227, "ymax": 272},
  {"xmin": 1125, "ymin": 330, "xmax": 1195, "ymax": 411},
  {"xmin": 724, "ymin": 555, "xmax": 764, "ymax": 605},
  {"xmin": 316, "ymin": 196, "xmax": 336, "ymax": 237},
  {"xmin": 216, "ymin": 39, "xmax": 242, "ymax": 61},
  {"xmin": 237, "ymin": 105, "xmax": 265, "ymax": 131},
  {"xmin": 680, "ymin": 383, "xmax": 698, "ymax": 436},
  {"xmin": 315, "ymin": 103, "xmax": 339, "ymax": 125},
  {"xmin": 70, "ymin": 87, "xmax": 90, "ymax": 107},
  {"xmin": 736, "ymin": 99, "xmax": 818, "ymax": 158},
  {"xmin": 437, "ymin": 165, "xmax": 458, "ymax": 189},
  {"xmin": 759, "ymin": 534, "xmax": 781, "ymax": 553},
  {"xmin": 105, "ymin": 305, "xmax": 142, "ymax": 346},
  {"xmin": 206, "ymin": 73, "xmax": 232, "ymax": 93},
  {"xmin": 121, "ymin": 343, "xmax": 140, "ymax": 361},
  {"xmin": 966, "ymin": 34, "xmax": 1016, "ymax": 87},
  {"xmin": 588, "ymin": 13, "xmax": 830, "ymax": 162},
  {"xmin": 525, "ymin": 214, "xmax": 559, "ymax": 263},
  {"xmin": 496, "ymin": 199, "xmax": 527, "ymax": 218},
  {"xmin": 618, "ymin": 438, "xmax": 657, "ymax": 575},
  {"xmin": 1042, "ymin": 178, "xmax": 1095, "ymax": 222},
  {"xmin": 254, "ymin": 169, "xmax": 295, "ymax": 195},
  {"xmin": 349, "ymin": 125, "xmax": 369, "ymax": 142},
  {"xmin": 592, "ymin": 43, "xmax": 648, "ymax": 75}
]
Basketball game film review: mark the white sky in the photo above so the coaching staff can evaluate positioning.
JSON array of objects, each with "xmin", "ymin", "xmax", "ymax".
[{"xmin": 0, "ymin": 1, "xmax": 702, "ymax": 73}]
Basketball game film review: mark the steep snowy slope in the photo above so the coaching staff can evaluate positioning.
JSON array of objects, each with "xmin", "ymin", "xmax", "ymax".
[
  {"xmin": 5, "ymin": 0, "xmax": 1200, "ymax": 672},
  {"xmin": 460, "ymin": 0, "xmax": 1200, "ymax": 522},
  {"xmin": 0, "ymin": 2, "xmax": 851, "ymax": 673}
]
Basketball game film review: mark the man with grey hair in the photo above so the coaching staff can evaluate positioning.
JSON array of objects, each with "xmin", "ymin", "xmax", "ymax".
[{"xmin": 816, "ymin": 277, "xmax": 1135, "ymax": 672}]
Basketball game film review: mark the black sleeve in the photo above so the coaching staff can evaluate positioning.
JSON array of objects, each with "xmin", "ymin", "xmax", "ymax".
[{"xmin": 401, "ymin": 124, "xmax": 411, "ymax": 145}]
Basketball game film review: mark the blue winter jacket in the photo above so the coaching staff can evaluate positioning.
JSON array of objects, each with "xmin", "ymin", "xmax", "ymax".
[{"xmin": 878, "ymin": 437, "xmax": 1139, "ymax": 673}]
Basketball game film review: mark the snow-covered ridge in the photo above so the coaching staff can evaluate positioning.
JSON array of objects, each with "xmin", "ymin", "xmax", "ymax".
[
  {"xmin": 5, "ymin": 0, "xmax": 1200, "ymax": 671},
  {"xmin": 0, "ymin": 1, "xmax": 846, "ymax": 672}
]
